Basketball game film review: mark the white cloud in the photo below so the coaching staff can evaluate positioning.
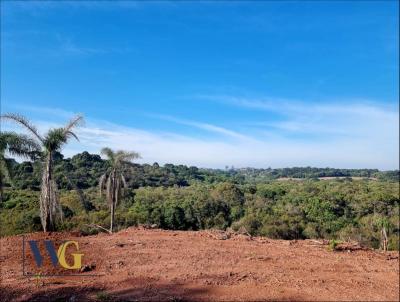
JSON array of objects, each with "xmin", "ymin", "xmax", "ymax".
[
  {"xmin": 68, "ymin": 119, "xmax": 397, "ymax": 170},
  {"xmin": 199, "ymin": 94, "xmax": 399, "ymax": 139},
  {"xmin": 1, "ymin": 99, "xmax": 398, "ymax": 170}
]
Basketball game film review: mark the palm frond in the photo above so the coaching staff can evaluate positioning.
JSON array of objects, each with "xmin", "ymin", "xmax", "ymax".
[
  {"xmin": 1, "ymin": 113, "xmax": 44, "ymax": 143},
  {"xmin": 101, "ymin": 147, "xmax": 115, "ymax": 162},
  {"xmin": 43, "ymin": 128, "xmax": 67, "ymax": 152},
  {"xmin": 63, "ymin": 115, "xmax": 84, "ymax": 134},
  {"xmin": 0, "ymin": 131, "xmax": 41, "ymax": 160},
  {"xmin": 64, "ymin": 130, "xmax": 80, "ymax": 142},
  {"xmin": 115, "ymin": 150, "xmax": 140, "ymax": 164}
]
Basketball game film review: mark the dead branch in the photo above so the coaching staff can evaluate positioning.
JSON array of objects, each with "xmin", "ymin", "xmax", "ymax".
[{"xmin": 85, "ymin": 223, "xmax": 112, "ymax": 234}]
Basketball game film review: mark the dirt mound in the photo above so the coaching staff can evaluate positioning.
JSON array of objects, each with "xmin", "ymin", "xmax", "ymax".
[{"xmin": 0, "ymin": 228, "xmax": 398, "ymax": 301}]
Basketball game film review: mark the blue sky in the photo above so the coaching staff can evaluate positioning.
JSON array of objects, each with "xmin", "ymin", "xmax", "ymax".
[{"xmin": 1, "ymin": 1, "xmax": 399, "ymax": 169}]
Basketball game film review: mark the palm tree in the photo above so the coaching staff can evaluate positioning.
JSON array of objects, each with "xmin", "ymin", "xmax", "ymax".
[
  {"xmin": 0, "ymin": 131, "xmax": 41, "ymax": 202},
  {"xmin": 1, "ymin": 113, "xmax": 84, "ymax": 232},
  {"xmin": 99, "ymin": 147, "xmax": 140, "ymax": 233}
]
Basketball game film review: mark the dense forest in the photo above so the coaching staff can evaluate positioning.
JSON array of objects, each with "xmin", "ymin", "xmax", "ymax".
[
  {"xmin": 1, "ymin": 151, "xmax": 399, "ymax": 250},
  {"xmin": 5, "ymin": 151, "xmax": 400, "ymax": 191}
]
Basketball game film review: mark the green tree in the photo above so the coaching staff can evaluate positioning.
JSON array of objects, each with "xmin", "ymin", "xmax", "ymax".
[
  {"xmin": 211, "ymin": 182, "xmax": 245, "ymax": 221},
  {"xmin": 99, "ymin": 147, "xmax": 140, "ymax": 233},
  {"xmin": 1, "ymin": 113, "xmax": 84, "ymax": 232}
]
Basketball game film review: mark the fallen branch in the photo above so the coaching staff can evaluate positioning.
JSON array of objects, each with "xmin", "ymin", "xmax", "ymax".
[
  {"xmin": 84, "ymin": 224, "xmax": 111, "ymax": 234},
  {"xmin": 308, "ymin": 239, "xmax": 329, "ymax": 245}
]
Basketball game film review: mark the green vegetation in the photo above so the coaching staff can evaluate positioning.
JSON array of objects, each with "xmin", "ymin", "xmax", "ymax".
[
  {"xmin": 328, "ymin": 239, "xmax": 341, "ymax": 251},
  {"xmin": 95, "ymin": 292, "xmax": 111, "ymax": 302},
  {"xmin": 5, "ymin": 151, "xmax": 399, "ymax": 191},
  {"xmin": 230, "ymin": 166, "xmax": 399, "ymax": 182},
  {"xmin": 1, "ymin": 152, "xmax": 398, "ymax": 250},
  {"xmin": 1, "ymin": 113, "xmax": 398, "ymax": 251}
]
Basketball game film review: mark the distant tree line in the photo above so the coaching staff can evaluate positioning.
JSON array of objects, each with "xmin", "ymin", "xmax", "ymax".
[
  {"xmin": 224, "ymin": 166, "xmax": 399, "ymax": 182},
  {"xmin": 4, "ymin": 151, "xmax": 399, "ymax": 192}
]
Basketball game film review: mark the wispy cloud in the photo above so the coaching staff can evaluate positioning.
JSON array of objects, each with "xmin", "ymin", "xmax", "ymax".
[
  {"xmin": 2, "ymin": 28, "xmax": 132, "ymax": 59},
  {"xmin": 55, "ymin": 35, "xmax": 133, "ymax": 56},
  {"xmin": 2, "ymin": 1, "xmax": 141, "ymax": 15},
  {"xmin": 147, "ymin": 114, "xmax": 251, "ymax": 140},
  {"xmin": 10, "ymin": 104, "xmax": 79, "ymax": 120},
  {"xmin": 198, "ymin": 94, "xmax": 399, "ymax": 140},
  {"xmin": 2, "ymin": 98, "xmax": 398, "ymax": 170},
  {"xmin": 58, "ymin": 37, "xmax": 107, "ymax": 56},
  {"xmin": 71, "ymin": 119, "xmax": 400, "ymax": 170}
]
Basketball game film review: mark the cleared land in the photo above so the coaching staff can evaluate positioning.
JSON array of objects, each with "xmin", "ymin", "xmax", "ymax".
[{"xmin": 0, "ymin": 228, "xmax": 399, "ymax": 301}]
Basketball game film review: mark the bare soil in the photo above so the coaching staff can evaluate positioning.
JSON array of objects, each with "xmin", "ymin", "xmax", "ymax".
[{"xmin": 0, "ymin": 227, "xmax": 398, "ymax": 301}]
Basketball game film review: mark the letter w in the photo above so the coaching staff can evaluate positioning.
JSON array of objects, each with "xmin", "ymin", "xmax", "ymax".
[{"xmin": 28, "ymin": 240, "xmax": 59, "ymax": 268}]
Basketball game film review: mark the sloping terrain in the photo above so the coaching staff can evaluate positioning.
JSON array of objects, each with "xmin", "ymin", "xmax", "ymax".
[{"xmin": 0, "ymin": 228, "xmax": 399, "ymax": 301}]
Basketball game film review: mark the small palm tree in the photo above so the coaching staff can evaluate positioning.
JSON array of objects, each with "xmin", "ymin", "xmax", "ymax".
[
  {"xmin": 0, "ymin": 131, "xmax": 41, "ymax": 201},
  {"xmin": 1, "ymin": 113, "xmax": 84, "ymax": 232},
  {"xmin": 99, "ymin": 147, "xmax": 140, "ymax": 233}
]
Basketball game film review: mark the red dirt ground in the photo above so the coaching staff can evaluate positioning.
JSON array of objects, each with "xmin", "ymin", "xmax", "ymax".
[{"xmin": 0, "ymin": 227, "xmax": 399, "ymax": 301}]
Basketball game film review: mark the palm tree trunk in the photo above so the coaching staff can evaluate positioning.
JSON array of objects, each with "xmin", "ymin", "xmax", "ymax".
[
  {"xmin": 381, "ymin": 226, "xmax": 388, "ymax": 251},
  {"xmin": 110, "ymin": 169, "xmax": 116, "ymax": 233},
  {"xmin": 40, "ymin": 152, "xmax": 56, "ymax": 232},
  {"xmin": 0, "ymin": 157, "xmax": 8, "ymax": 203},
  {"xmin": 0, "ymin": 172, "xmax": 3, "ymax": 203},
  {"xmin": 110, "ymin": 201, "xmax": 115, "ymax": 233}
]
